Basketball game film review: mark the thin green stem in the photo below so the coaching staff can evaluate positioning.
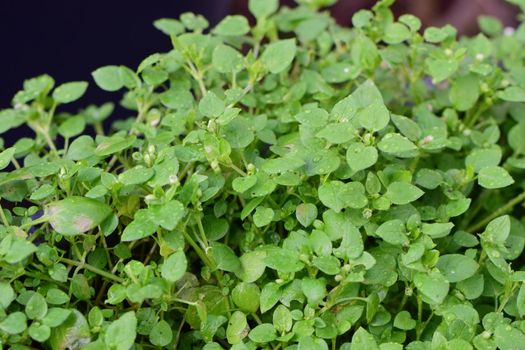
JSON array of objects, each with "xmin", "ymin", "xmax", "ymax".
[
  {"xmin": 60, "ymin": 257, "xmax": 125, "ymax": 283},
  {"xmin": 227, "ymin": 162, "xmax": 247, "ymax": 177},
  {"xmin": 172, "ymin": 297, "xmax": 197, "ymax": 306},
  {"xmin": 0, "ymin": 201, "xmax": 10, "ymax": 226},
  {"xmin": 417, "ymin": 311, "xmax": 434, "ymax": 340},
  {"xmin": 181, "ymin": 229, "xmax": 214, "ymax": 269},
  {"xmin": 186, "ymin": 60, "xmax": 207, "ymax": 97},
  {"xmin": 251, "ymin": 313, "xmax": 263, "ymax": 325},
  {"xmin": 41, "ymin": 127, "xmax": 58, "ymax": 154},
  {"xmin": 467, "ymin": 191, "xmax": 525, "ymax": 233},
  {"xmin": 11, "ymin": 157, "xmax": 21, "ymax": 169},
  {"xmin": 19, "ymin": 216, "xmax": 48, "ymax": 229},
  {"xmin": 416, "ymin": 295, "xmax": 423, "ymax": 339},
  {"xmin": 195, "ymin": 215, "xmax": 209, "ymax": 249},
  {"xmin": 320, "ymin": 296, "xmax": 368, "ymax": 313}
]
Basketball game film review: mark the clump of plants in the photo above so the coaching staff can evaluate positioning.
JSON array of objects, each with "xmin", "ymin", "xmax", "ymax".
[{"xmin": 2, "ymin": 0, "xmax": 525, "ymax": 348}]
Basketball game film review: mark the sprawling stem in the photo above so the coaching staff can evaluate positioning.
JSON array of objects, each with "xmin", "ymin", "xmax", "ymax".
[
  {"xmin": 467, "ymin": 191, "xmax": 525, "ymax": 233},
  {"xmin": 60, "ymin": 257, "xmax": 125, "ymax": 283}
]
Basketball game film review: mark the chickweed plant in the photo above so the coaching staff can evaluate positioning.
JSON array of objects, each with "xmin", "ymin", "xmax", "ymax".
[{"xmin": 2, "ymin": 0, "xmax": 525, "ymax": 349}]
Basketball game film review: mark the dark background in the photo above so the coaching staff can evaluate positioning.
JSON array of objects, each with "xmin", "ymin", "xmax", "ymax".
[
  {"xmin": 0, "ymin": 0, "xmax": 518, "ymax": 141},
  {"xmin": 0, "ymin": 0, "xmax": 231, "ymax": 108}
]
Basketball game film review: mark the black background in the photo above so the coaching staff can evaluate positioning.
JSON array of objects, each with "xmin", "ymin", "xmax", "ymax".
[{"xmin": 0, "ymin": 0, "xmax": 231, "ymax": 108}]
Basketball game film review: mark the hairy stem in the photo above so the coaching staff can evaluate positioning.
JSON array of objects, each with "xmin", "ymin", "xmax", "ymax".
[
  {"xmin": 467, "ymin": 190, "xmax": 525, "ymax": 233},
  {"xmin": 60, "ymin": 257, "xmax": 125, "ymax": 283}
]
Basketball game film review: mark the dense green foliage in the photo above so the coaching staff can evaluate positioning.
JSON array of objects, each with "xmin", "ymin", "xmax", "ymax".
[{"xmin": 3, "ymin": 0, "xmax": 525, "ymax": 348}]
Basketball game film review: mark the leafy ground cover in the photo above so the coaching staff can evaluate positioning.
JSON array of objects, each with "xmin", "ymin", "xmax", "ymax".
[{"xmin": 2, "ymin": 0, "xmax": 525, "ymax": 348}]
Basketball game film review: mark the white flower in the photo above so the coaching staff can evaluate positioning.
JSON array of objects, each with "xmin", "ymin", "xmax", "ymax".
[
  {"xmin": 422, "ymin": 135, "xmax": 434, "ymax": 144},
  {"xmin": 504, "ymin": 27, "xmax": 515, "ymax": 36}
]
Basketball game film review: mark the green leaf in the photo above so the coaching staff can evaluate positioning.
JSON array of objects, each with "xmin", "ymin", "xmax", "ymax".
[
  {"xmin": 482, "ymin": 215, "xmax": 510, "ymax": 242},
  {"xmin": 262, "ymin": 156, "xmax": 305, "ymax": 174},
  {"xmin": 478, "ymin": 15, "xmax": 503, "ymax": 35},
  {"xmin": 48, "ymin": 310, "xmax": 90, "ymax": 350},
  {"xmin": 295, "ymin": 106, "xmax": 329, "ymax": 128},
  {"xmin": 261, "ymin": 39, "xmax": 297, "ymax": 74},
  {"xmin": 253, "ymin": 207, "xmax": 274, "ymax": 227},
  {"xmin": 232, "ymin": 283, "xmax": 260, "ymax": 313},
  {"xmin": 321, "ymin": 63, "xmax": 360, "ymax": 83},
  {"xmin": 153, "ymin": 18, "xmax": 184, "ymax": 36},
  {"xmin": 227, "ymin": 311, "xmax": 248, "ymax": 345},
  {"xmin": 517, "ymin": 283, "xmax": 525, "ymax": 317},
  {"xmin": 393, "ymin": 311, "xmax": 416, "ymax": 330},
  {"xmin": 43, "ymin": 308, "xmax": 72, "ymax": 328},
  {"xmin": 249, "ymin": 323, "xmax": 277, "ymax": 343},
  {"xmin": 296, "ymin": 203, "xmax": 318, "ymax": 227},
  {"xmin": 222, "ymin": 117, "xmax": 254, "ymax": 148},
  {"xmin": 260, "ymin": 282, "xmax": 281, "ymax": 313},
  {"xmin": 331, "ymin": 80, "xmax": 389, "ymax": 132},
  {"xmin": 237, "ymin": 251, "xmax": 266, "ymax": 283},
  {"xmin": 424, "ymin": 26, "xmax": 452, "ymax": 43},
  {"xmin": 494, "ymin": 324, "xmax": 525, "ymax": 350},
  {"xmin": 318, "ymin": 181, "xmax": 368, "ymax": 212},
  {"xmin": 426, "ymin": 58, "xmax": 458, "ymax": 83},
  {"xmin": 212, "ymin": 44, "xmax": 244, "ymax": 74},
  {"xmin": 399, "ymin": 14, "xmax": 422, "ymax": 31},
  {"xmin": 95, "ymin": 134, "xmax": 136, "ymax": 157},
  {"xmin": 264, "ymin": 248, "xmax": 304, "ymax": 273},
  {"xmin": 92, "ymin": 66, "xmax": 123, "ymax": 92},
  {"xmin": 436, "ymin": 254, "xmax": 479, "ymax": 282},
  {"xmin": 386, "ymin": 182, "xmax": 424, "ymax": 205},
  {"xmin": 213, "ymin": 15, "xmax": 250, "ymax": 36},
  {"xmin": 392, "ymin": 114, "xmax": 422, "ymax": 141},
  {"xmin": 478, "ymin": 166, "xmax": 514, "ymax": 189},
  {"xmin": 67, "ymin": 135, "xmax": 96, "ymax": 160},
  {"xmin": 104, "ymin": 311, "xmax": 137, "ymax": 350},
  {"xmin": 149, "ymin": 200, "xmax": 185, "ymax": 230},
  {"xmin": 29, "ymin": 323, "xmax": 51, "ymax": 342},
  {"xmin": 465, "ymin": 147, "xmax": 502, "ymax": 172},
  {"xmin": 0, "ymin": 282, "xmax": 15, "ymax": 309},
  {"xmin": 509, "ymin": 123, "xmax": 525, "ymax": 155},
  {"xmin": 301, "ymin": 277, "xmax": 326, "ymax": 306},
  {"xmin": 496, "ymin": 86, "xmax": 525, "ymax": 102},
  {"xmin": 25, "ymin": 293, "xmax": 48, "ymax": 320},
  {"xmin": 118, "ymin": 166, "xmax": 155, "ymax": 186},
  {"xmin": 0, "ymin": 312, "xmax": 27, "ymax": 334},
  {"xmin": 58, "ymin": 115, "xmax": 86, "ymax": 138},
  {"xmin": 422, "ymin": 222, "xmax": 454, "ymax": 238},
  {"xmin": 161, "ymin": 251, "xmax": 187, "ymax": 283},
  {"xmin": 312, "ymin": 255, "xmax": 340, "ymax": 275},
  {"xmin": 121, "ymin": 209, "xmax": 158, "ymax": 242},
  {"xmin": 346, "ymin": 142, "xmax": 378, "ymax": 172},
  {"xmin": 449, "ymin": 74, "xmax": 480, "ymax": 111},
  {"xmin": 199, "ymin": 91, "xmax": 225, "ymax": 118},
  {"xmin": 249, "ymin": 0, "xmax": 278, "ymax": 18},
  {"xmin": 375, "ymin": 219, "xmax": 409, "ymax": 246},
  {"xmin": 351, "ymin": 327, "xmax": 379, "ymax": 350},
  {"xmin": 211, "ymin": 242, "xmax": 241, "ymax": 273},
  {"xmin": 273, "ymin": 305, "xmax": 293, "ymax": 333},
  {"xmin": 378, "ymin": 133, "xmax": 418, "ymax": 157},
  {"xmin": 2, "ymin": 235, "xmax": 37, "ymax": 264},
  {"xmin": 232, "ymin": 175, "xmax": 258, "ymax": 193},
  {"xmin": 383, "ymin": 23, "xmax": 411, "ymax": 44},
  {"xmin": 414, "ymin": 271, "xmax": 450, "ymax": 304},
  {"xmin": 52, "ymin": 81, "xmax": 88, "ymax": 104},
  {"xmin": 149, "ymin": 320, "xmax": 173, "ymax": 347},
  {"xmin": 46, "ymin": 197, "xmax": 112, "ymax": 235},
  {"xmin": 0, "ymin": 147, "xmax": 15, "ymax": 171}
]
